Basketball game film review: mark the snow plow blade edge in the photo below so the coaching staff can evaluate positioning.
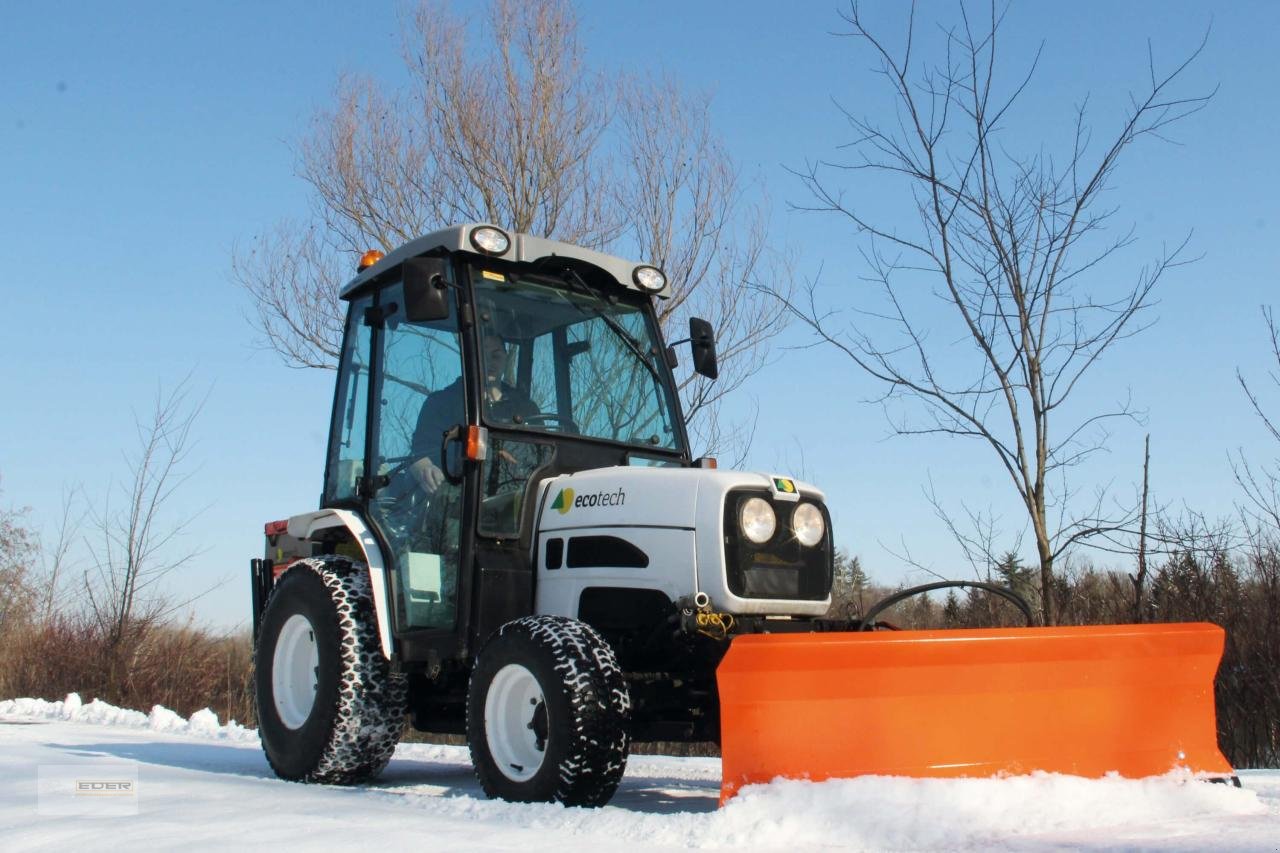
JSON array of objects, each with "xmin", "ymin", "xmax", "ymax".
[{"xmin": 716, "ymin": 622, "xmax": 1233, "ymax": 802}]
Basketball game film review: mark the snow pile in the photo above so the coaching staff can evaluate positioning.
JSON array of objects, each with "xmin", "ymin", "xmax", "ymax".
[
  {"xmin": 0, "ymin": 693, "xmax": 257, "ymax": 743},
  {"xmin": 363, "ymin": 765, "xmax": 1268, "ymax": 850},
  {"xmin": 702, "ymin": 773, "xmax": 1268, "ymax": 850}
]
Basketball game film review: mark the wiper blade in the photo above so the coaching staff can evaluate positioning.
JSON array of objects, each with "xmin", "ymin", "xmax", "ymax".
[{"xmin": 556, "ymin": 268, "xmax": 663, "ymax": 384}]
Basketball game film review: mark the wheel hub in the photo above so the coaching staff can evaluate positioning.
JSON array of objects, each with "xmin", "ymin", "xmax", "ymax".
[
  {"xmin": 272, "ymin": 613, "xmax": 320, "ymax": 729},
  {"xmin": 484, "ymin": 663, "xmax": 547, "ymax": 782}
]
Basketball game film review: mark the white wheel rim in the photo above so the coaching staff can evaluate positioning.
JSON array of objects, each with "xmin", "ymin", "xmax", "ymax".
[
  {"xmin": 273, "ymin": 613, "xmax": 320, "ymax": 730},
  {"xmin": 484, "ymin": 663, "xmax": 547, "ymax": 782}
]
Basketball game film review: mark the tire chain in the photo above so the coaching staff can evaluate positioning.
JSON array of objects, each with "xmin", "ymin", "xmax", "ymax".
[
  {"xmin": 486, "ymin": 615, "xmax": 631, "ymax": 806},
  {"xmin": 275, "ymin": 557, "xmax": 406, "ymax": 785}
]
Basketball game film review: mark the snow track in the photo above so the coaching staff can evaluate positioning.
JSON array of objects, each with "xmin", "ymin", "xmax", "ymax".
[{"xmin": 3, "ymin": 694, "xmax": 1278, "ymax": 851}]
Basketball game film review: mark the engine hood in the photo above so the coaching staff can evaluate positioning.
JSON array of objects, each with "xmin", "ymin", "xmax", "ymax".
[{"xmin": 533, "ymin": 465, "xmax": 831, "ymax": 619}]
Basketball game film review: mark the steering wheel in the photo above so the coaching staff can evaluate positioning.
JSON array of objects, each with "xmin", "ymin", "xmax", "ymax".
[
  {"xmin": 518, "ymin": 412, "xmax": 578, "ymax": 433},
  {"xmin": 382, "ymin": 457, "xmax": 414, "ymax": 479},
  {"xmin": 382, "ymin": 456, "xmax": 432, "ymax": 487}
]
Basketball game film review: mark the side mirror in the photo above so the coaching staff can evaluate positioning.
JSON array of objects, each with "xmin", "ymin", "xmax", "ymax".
[
  {"xmin": 403, "ymin": 257, "xmax": 451, "ymax": 322},
  {"xmin": 689, "ymin": 317, "xmax": 719, "ymax": 380}
]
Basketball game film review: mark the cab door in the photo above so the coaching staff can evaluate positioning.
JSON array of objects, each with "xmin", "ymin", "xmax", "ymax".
[{"xmin": 364, "ymin": 279, "xmax": 470, "ymax": 634}]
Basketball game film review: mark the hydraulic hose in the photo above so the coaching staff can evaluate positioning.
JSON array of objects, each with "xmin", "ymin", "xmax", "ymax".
[{"xmin": 858, "ymin": 580, "xmax": 1035, "ymax": 630}]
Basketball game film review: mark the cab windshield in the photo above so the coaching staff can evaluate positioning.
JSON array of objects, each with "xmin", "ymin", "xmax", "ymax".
[{"xmin": 471, "ymin": 266, "xmax": 683, "ymax": 453}]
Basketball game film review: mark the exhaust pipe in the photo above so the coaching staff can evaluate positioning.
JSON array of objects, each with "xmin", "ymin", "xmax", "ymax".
[{"xmin": 674, "ymin": 592, "xmax": 715, "ymax": 639}]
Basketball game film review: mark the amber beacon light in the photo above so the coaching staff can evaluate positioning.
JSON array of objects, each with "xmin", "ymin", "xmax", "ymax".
[{"xmin": 357, "ymin": 249, "xmax": 385, "ymax": 271}]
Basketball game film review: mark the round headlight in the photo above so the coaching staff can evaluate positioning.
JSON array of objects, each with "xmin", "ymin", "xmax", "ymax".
[
  {"xmin": 792, "ymin": 502, "xmax": 825, "ymax": 547},
  {"xmin": 470, "ymin": 226, "xmax": 511, "ymax": 255},
  {"xmin": 739, "ymin": 497, "xmax": 776, "ymax": 544},
  {"xmin": 633, "ymin": 265, "xmax": 666, "ymax": 293}
]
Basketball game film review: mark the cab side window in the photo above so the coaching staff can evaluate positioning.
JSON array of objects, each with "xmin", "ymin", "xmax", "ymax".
[{"xmin": 325, "ymin": 294, "xmax": 373, "ymax": 503}]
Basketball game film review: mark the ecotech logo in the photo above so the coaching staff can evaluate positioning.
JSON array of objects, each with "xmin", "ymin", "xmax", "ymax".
[{"xmin": 551, "ymin": 486, "xmax": 626, "ymax": 515}]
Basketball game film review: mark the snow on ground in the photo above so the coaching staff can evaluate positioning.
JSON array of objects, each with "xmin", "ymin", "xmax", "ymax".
[{"xmin": 2, "ymin": 694, "xmax": 1278, "ymax": 851}]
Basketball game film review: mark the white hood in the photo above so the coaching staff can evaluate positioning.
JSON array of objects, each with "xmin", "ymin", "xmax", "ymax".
[{"xmin": 533, "ymin": 466, "xmax": 829, "ymax": 618}]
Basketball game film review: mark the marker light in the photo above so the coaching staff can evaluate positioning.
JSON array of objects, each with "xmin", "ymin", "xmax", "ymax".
[
  {"xmin": 470, "ymin": 226, "xmax": 511, "ymax": 255},
  {"xmin": 357, "ymin": 249, "xmax": 385, "ymax": 271},
  {"xmin": 633, "ymin": 265, "xmax": 666, "ymax": 293},
  {"xmin": 792, "ymin": 502, "xmax": 825, "ymax": 547},
  {"xmin": 465, "ymin": 425, "xmax": 489, "ymax": 461},
  {"xmin": 740, "ymin": 497, "xmax": 776, "ymax": 545}
]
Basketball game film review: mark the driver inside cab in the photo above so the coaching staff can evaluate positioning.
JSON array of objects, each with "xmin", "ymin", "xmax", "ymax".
[{"xmin": 408, "ymin": 332, "xmax": 536, "ymax": 495}]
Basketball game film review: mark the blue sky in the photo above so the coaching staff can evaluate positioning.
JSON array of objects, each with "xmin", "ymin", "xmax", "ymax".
[{"xmin": 2, "ymin": 1, "xmax": 1278, "ymax": 629}]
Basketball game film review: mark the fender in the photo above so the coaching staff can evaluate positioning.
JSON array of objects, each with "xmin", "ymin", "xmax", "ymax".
[{"xmin": 287, "ymin": 509, "xmax": 395, "ymax": 660}]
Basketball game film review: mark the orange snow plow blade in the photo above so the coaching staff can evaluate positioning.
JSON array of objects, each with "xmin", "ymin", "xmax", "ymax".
[{"xmin": 717, "ymin": 622, "xmax": 1233, "ymax": 802}]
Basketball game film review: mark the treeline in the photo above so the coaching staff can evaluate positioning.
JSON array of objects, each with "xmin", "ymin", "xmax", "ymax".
[
  {"xmin": 4, "ymin": 489, "xmax": 1277, "ymax": 767},
  {"xmin": 831, "ymin": 541, "xmax": 1280, "ymax": 769}
]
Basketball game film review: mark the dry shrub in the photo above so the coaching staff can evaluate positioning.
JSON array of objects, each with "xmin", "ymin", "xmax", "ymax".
[{"xmin": 0, "ymin": 613, "xmax": 254, "ymax": 727}]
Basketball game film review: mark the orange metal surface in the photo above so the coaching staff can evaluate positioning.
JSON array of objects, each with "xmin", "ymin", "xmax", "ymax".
[{"xmin": 716, "ymin": 622, "xmax": 1233, "ymax": 803}]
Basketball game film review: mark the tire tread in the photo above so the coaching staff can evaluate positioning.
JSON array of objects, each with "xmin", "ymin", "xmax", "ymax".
[
  {"xmin": 468, "ymin": 615, "xmax": 630, "ymax": 807},
  {"xmin": 258, "ymin": 557, "xmax": 405, "ymax": 785}
]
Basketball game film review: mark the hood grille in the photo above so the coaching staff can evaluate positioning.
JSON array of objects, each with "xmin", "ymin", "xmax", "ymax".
[{"xmin": 722, "ymin": 490, "xmax": 832, "ymax": 601}]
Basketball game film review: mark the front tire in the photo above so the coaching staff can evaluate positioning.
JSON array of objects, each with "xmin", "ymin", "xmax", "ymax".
[
  {"xmin": 255, "ymin": 557, "xmax": 405, "ymax": 784},
  {"xmin": 467, "ymin": 616, "xmax": 631, "ymax": 807}
]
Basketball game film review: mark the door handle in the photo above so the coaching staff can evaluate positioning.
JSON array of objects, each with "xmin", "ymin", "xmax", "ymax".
[{"xmin": 441, "ymin": 425, "xmax": 465, "ymax": 485}]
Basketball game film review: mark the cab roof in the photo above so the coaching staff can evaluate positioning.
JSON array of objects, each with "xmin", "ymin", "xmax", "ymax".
[{"xmin": 339, "ymin": 223, "xmax": 671, "ymax": 300}]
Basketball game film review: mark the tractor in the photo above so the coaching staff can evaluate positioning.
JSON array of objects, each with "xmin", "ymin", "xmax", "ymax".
[{"xmin": 251, "ymin": 223, "xmax": 1233, "ymax": 808}]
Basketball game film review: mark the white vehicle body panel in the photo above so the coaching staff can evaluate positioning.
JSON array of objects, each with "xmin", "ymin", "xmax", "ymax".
[
  {"xmin": 287, "ymin": 509, "xmax": 395, "ymax": 660},
  {"xmin": 535, "ymin": 525, "xmax": 699, "ymax": 619},
  {"xmin": 340, "ymin": 222, "xmax": 672, "ymax": 300}
]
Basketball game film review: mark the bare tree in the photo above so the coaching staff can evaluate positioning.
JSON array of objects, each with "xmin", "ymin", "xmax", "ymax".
[
  {"xmin": 614, "ymin": 74, "xmax": 783, "ymax": 461},
  {"xmin": 0, "ymin": 482, "xmax": 37, "ymax": 637},
  {"xmin": 1235, "ymin": 306, "xmax": 1280, "ymax": 535},
  {"xmin": 781, "ymin": 3, "xmax": 1210, "ymax": 623},
  {"xmin": 233, "ymin": 0, "xmax": 788, "ymax": 457},
  {"xmin": 0, "ymin": 480, "xmax": 85, "ymax": 638},
  {"xmin": 84, "ymin": 383, "xmax": 205, "ymax": 648},
  {"xmin": 39, "ymin": 487, "xmax": 84, "ymax": 621},
  {"xmin": 1130, "ymin": 434, "xmax": 1152, "ymax": 621}
]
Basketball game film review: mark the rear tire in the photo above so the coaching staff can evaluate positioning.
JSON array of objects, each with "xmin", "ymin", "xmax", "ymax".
[
  {"xmin": 255, "ymin": 557, "xmax": 405, "ymax": 784},
  {"xmin": 466, "ymin": 616, "xmax": 630, "ymax": 807}
]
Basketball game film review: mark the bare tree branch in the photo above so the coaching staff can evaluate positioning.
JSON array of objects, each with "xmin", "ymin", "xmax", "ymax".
[
  {"xmin": 232, "ymin": 0, "xmax": 787, "ymax": 457},
  {"xmin": 1235, "ymin": 306, "xmax": 1280, "ymax": 534},
  {"xmin": 777, "ymin": 2, "xmax": 1211, "ymax": 623},
  {"xmin": 84, "ymin": 380, "xmax": 208, "ymax": 647}
]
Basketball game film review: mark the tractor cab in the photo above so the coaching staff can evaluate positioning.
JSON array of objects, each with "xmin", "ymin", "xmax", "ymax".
[{"xmin": 320, "ymin": 224, "xmax": 715, "ymax": 663}]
